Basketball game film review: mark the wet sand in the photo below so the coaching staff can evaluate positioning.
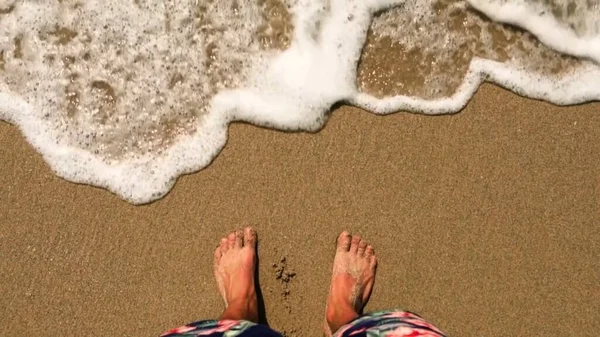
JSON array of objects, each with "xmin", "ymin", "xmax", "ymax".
[{"xmin": 1, "ymin": 84, "xmax": 599, "ymax": 337}]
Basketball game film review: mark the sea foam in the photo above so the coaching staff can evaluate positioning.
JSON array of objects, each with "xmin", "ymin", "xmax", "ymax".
[{"xmin": 0, "ymin": 0, "xmax": 599, "ymax": 204}]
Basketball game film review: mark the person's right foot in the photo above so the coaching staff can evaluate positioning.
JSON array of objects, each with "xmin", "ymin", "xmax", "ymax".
[{"xmin": 325, "ymin": 231, "xmax": 377, "ymax": 336}]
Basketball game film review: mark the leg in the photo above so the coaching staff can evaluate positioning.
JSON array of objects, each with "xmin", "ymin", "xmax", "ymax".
[
  {"xmin": 332, "ymin": 310, "xmax": 447, "ymax": 337},
  {"xmin": 324, "ymin": 233, "xmax": 446, "ymax": 337},
  {"xmin": 214, "ymin": 227, "xmax": 259, "ymax": 322},
  {"xmin": 161, "ymin": 227, "xmax": 283, "ymax": 337},
  {"xmin": 325, "ymin": 231, "xmax": 377, "ymax": 336}
]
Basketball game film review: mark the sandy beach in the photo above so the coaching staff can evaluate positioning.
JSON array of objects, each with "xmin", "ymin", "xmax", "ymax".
[{"xmin": 1, "ymin": 84, "xmax": 599, "ymax": 336}]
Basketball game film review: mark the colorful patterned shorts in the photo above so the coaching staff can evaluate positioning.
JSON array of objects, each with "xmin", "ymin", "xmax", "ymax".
[{"xmin": 161, "ymin": 310, "xmax": 446, "ymax": 337}]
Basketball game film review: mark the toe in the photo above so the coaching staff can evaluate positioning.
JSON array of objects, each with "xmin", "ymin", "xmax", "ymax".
[
  {"xmin": 357, "ymin": 239, "xmax": 367, "ymax": 256},
  {"xmin": 350, "ymin": 235, "xmax": 361, "ymax": 253},
  {"xmin": 220, "ymin": 237, "xmax": 229, "ymax": 253},
  {"xmin": 244, "ymin": 227, "xmax": 257, "ymax": 248},
  {"xmin": 365, "ymin": 245, "xmax": 374, "ymax": 258},
  {"xmin": 227, "ymin": 232, "xmax": 236, "ymax": 249},
  {"xmin": 234, "ymin": 229, "xmax": 244, "ymax": 248},
  {"xmin": 336, "ymin": 231, "xmax": 352, "ymax": 252},
  {"xmin": 370, "ymin": 255, "xmax": 378, "ymax": 270}
]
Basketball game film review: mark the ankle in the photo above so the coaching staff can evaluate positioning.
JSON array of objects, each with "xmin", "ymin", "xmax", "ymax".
[
  {"xmin": 326, "ymin": 303, "xmax": 358, "ymax": 334},
  {"xmin": 220, "ymin": 297, "xmax": 258, "ymax": 322},
  {"xmin": 225, "ymin": 287, "xmax": 256, "ymax": 307}
]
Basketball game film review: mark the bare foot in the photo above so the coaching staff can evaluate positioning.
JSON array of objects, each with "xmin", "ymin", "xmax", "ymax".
[
  {"xmin": 325, "ymin": 231, "xmax": 377, "ymax": 336},
  {"xmin": 213, "ymin": 227, "xmax": 259, "ymax": 322}
]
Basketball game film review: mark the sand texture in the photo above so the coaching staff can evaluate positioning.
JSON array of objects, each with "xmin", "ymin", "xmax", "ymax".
[{"xmin": 1, "ymin": 85, "xmax": 599, "ymax": 337}]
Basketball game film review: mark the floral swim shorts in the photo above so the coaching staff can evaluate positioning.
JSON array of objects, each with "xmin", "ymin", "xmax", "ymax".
[{"xmin": 161, "ymin": 310, "xmax": 446, "ymax": 337}]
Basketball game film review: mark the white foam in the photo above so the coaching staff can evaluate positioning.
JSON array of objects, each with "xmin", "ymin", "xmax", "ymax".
[
  {"xmin": 351, "ymin": 58, "xmax": 600, "ymax": 114},
  {"xmin": 467, "ymin": 0, "xmax": 600, "ymax": 64},
  {"xmin": 353, "ymin": 0, "xmax": 600, "ymax": 114},
  {"xmin": 1, "ymin": 0, "xmax": 599, "ymax": 204},
  {"xmin": 0, "ymin": 0, "xmax": 401, "ymax": 203}
]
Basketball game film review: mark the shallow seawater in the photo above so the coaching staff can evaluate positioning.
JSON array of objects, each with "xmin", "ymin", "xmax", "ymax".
[
  {"xmin": 0, "ymin": 0, "xmax": 599, "ymax": 203},
  {"xmin": 359, "ymin": 0, "xmax": 584, "ymax": 99},
  {"xmin": 0, "ymin": 0, "xmax": 292, "ymax": 160}
]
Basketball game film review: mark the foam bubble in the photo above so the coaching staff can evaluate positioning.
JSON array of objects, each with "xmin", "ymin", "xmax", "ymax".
[
  {"xmin": 1, "ymin": 0, "xmax": 599, "ymax": 204},
  {"xmin": 467, "ymin": 0, "xmax": 600, "ymax": 63},
  {"xmin": 0, "ymin": 0, "xmax": 399, "ymax": 203},
  {"xmin": 353, "ymin": 0, "xmax": 600, "ymax": 113}
]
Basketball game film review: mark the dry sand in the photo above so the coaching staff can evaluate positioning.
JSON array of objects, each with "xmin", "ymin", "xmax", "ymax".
[{"xmin": 1, "ymin": 84, "xmax": 599, "ymax": 337}]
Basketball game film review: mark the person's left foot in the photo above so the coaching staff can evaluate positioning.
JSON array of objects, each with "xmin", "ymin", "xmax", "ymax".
[{"xmin": 214, "ymin": 227, "xmax": 259, "ymax": 322}]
